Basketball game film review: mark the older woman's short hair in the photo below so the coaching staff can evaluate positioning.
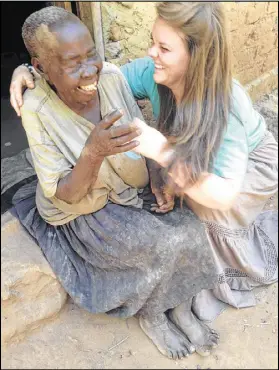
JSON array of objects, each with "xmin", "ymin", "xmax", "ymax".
[{"xmin": 22, "ymin": 6, "xmax": 80, "ymax": 58}]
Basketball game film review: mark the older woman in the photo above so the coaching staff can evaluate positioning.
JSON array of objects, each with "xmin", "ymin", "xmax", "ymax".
[{"xmin": 10, "ymin": 6, "xmax": 224, "ymax": 360}]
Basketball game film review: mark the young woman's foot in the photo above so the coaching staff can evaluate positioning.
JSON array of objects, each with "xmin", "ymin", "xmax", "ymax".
[
  {"xmin": 139, "ymin": 313, "xmax": 196, "ymax": 359},
  {"xmin": 168, "ymin": 301, "xmax": 220, "ymax": 357}
]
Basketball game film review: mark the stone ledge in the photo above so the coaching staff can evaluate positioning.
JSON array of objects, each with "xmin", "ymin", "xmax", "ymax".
[
  {"xmin": 245, "ymin": 67, "xmax": 278, "ymax": 102},
  {"xmin": 1, "ymin": 211, "xmax": 67, "ymax": 346}
]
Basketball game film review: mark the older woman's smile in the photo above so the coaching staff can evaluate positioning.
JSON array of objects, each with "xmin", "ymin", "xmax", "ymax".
[{"xmin": 77, "ymin": 81, "xmax": 98, "ymax": 93}]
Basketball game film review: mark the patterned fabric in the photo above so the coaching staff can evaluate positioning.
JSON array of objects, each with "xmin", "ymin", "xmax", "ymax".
[
  {"xmin": 12, "ymin": 183, "xmax": 219, "ymax": 318},
  {"xmin": 189, "ymin": 132, "xmax": 278, "ymax": 321}
]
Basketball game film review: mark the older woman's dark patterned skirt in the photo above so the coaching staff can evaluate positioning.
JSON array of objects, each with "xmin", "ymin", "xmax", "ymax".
[{"xmin": 12, "ymin": 181, "xmax": 219, "ymax": 318}]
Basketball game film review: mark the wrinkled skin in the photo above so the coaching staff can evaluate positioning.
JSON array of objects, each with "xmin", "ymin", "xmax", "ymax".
[
  {"xmin": 147, "ymin": 160, "xmax": 175, "ymax": 213},
  {"xmin": 169, "ymin": 300, "xmax": 220, "ymax": 357},
  {"xmin": 84, "ymin": 110, "xmax": 142, "ymax": 159}
]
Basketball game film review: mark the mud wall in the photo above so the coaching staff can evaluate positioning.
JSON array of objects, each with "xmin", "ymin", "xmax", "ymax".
[{"xmin": 78, "ymin": 2, "xmax": 278, "ymax": 99}]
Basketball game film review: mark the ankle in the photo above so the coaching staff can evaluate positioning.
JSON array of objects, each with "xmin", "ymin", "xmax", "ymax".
[
  {"xmin": 140, "ymin": 313, "xmax": 167, "ymax": 326},
  {"xmin": 173, "ymin": 302, "xmax": 191, "ymax": 315}
]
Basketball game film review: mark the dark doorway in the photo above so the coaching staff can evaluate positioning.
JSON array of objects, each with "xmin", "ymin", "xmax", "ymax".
[
  {"xmin": 1, "ymin": 2, "xmax": 51, "ymax": 98},
  {"xmin": 1, "ymin": 2, "xmax": 50, "ymax": 213},
  {"xmin": 1, "ymin": 2, "xmax": 51, "ymax": 162},
  {"xmin": 1, "ymin": 2, "xmax": 78, "ymax": 214}
]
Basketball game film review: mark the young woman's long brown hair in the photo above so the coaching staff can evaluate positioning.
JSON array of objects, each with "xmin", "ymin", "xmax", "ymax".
[{"xmin": 156, "ymin": 2, "xmax": 232, "ymax": 186}]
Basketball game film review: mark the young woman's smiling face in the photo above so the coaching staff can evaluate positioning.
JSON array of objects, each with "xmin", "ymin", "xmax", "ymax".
[
  {"xmin": 148, "ymin": 17, "xmax": 190, "ymax": 96},
  {"xmin": 39, "ymin": 20, "xmax": 103, "ymax": 110}
]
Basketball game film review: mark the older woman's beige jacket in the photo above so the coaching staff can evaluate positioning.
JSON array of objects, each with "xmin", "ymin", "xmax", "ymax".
[{"xmin": 20, "ymin": 62, "xmax": 149, "ymax": 225}]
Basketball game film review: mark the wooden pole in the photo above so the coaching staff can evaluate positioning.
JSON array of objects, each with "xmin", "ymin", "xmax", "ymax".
[
  {"xmin": 63, "ymin": 2, "xmax": 72, "ymax": 12},
  {"xmin": 51, "ymin": 2, "xmax": 72, "ymax": 12},
  {"xmin": 90, "ymin": 2, "xmax": 105, "ymax": 61}
]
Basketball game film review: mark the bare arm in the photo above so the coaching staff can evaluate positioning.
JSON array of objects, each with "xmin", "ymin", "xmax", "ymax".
[
  {"xmin": 168, "ymin": 164, "xmax": 242, "ymax": 210},
  {"xmin": 132, "ymin": 118, "xmax": 242, "ymax": 210},
  {"xmin": 55, "ymin": 110, "xmax": 141, "ymax": 204},
  {"xmin": 158, "ymin": 156, "xmax": 242, "ymax": 211},
  {"xmin": 55, "ymin": 150, "xmax": 104, "ymax": 203},
  {"xmin": 185, "ymin": 173, "xmax": 242, "ymax": 210},
  {"xmin": 10, "ymin": 65, "xmax": 36, "ymax": 116}
]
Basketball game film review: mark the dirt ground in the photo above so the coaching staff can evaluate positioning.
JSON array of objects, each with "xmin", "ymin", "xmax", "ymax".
[
  {"xmin": 1, "ymin": 91, "xmax": 278, "ymax": 369},
  {"xmin": 1, "ymin": 284, "xmax": 278, "ymax": 370}
]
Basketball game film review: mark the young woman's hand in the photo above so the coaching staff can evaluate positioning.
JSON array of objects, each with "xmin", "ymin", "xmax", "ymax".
[
  {"xmin": 132, "ymin": 118, "xmax": 170, "ymax": 163},
  {"xmin": 10, "ymin": 65, "xmax": 35, "ymax": 116}
]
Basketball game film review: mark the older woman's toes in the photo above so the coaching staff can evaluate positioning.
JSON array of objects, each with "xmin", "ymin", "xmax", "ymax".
[
  {"xmin": 210, "ymin": 328, "xmax": 220, "ymax": 337},
  {"xmin": 177, "ymin": 350, "xmax": 184, "ymax": 359},
  {"xmin": 139, "ymin": 314, "xmax": 193, "ymax": 360},
  {"xmin": 168, "ymin": 303, "xmax": 220, "ymax": 357},
  {"xmin": 210, "ymin": 334, "xmax": 220, "ymax": 348},
  {"xmin": 195, "ymin": 346, "xmax": 212, "ymax": 357},
  {"xmin": 184, "ymin": 342, "xmax": 196, "ymax": 354},
  {"xmin": 167, "ymin": 350, "xmax": 173, "ymax": 359}
]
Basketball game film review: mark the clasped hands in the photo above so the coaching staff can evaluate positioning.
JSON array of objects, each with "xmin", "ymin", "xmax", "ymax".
[
  {"xmin": 87, "ymin": 112, "xmax": 176, "ymax": 213},
  {"xmin": 132, "ymin": 117, "xmax": 176, "ymax": 214}
]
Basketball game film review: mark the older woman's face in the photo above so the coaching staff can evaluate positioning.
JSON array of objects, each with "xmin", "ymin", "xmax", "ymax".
[
  {"xmin": 148, "ymin": 18, "xmax": 189, "ymax": 93},
  {"xmin": 42, "ymin": 21, "xmax": 103, "ymax": 109}
]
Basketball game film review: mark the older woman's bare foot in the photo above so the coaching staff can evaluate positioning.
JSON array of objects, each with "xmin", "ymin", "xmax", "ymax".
[
  {"xmin": 168, "ymin": 301, "xmax": 220, "ymax": 357},
  {"xmin": 139, "ymin": 313, "xmax": 196, "ymax": 359}
]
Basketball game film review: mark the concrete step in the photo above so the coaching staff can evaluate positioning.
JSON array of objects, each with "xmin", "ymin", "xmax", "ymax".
[{"xmin": 1, "ymin": 211, "xmax": 67, "ymax": 346}]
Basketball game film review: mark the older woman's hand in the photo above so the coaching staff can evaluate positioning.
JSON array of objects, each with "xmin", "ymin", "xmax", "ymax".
[
  {"xmin": 150, "ymin": 175, "xmax": 175, "ymax": 213},
  {"xmin": 147, "ymin": 159, "xmax": 175, "ymax": 213},
  {"xmin": 10, "ymin": 65, "xmax": 35, "ymax": 116},
  {"xmin": 85, "ymin": 109, "xmax": 142, "ymax": 158}
]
